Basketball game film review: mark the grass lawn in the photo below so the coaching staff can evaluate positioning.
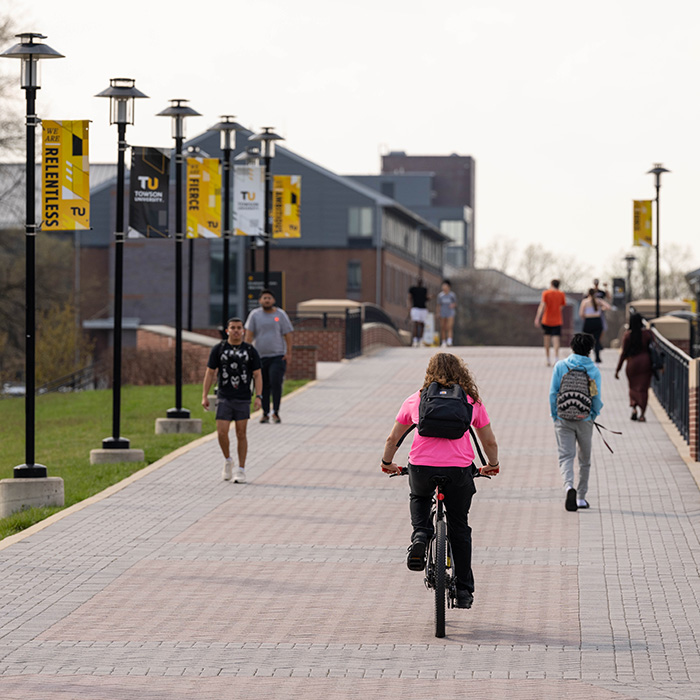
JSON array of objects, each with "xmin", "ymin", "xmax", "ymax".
[{"xmin": 0, "ymin": 381, "xmax": 307, "ymax": 539}]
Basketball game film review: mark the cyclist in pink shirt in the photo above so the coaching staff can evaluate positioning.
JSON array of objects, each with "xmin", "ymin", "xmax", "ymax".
[{"xmin": 380, "ymin": 353, "xmax": 500, "ymax": 609}]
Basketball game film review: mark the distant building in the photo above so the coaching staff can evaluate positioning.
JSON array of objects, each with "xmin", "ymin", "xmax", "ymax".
[
  {"xmin": 0, "ymin": 133, "xmax": 450, "ymax": 334},
  {"xmin": 349, "ymin": 151, "xmax": 475, "ymax": 270}
]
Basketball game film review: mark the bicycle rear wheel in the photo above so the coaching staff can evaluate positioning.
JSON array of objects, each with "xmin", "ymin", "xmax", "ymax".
[{"xmin": 434, "ymin": 519, "xmax": 447, "ymax": 638}]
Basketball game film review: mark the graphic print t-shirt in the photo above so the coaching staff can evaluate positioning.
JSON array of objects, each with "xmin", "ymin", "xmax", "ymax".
[{"xmin": 207, "ymin": 341, "xmax": 261, "ymax": 400}]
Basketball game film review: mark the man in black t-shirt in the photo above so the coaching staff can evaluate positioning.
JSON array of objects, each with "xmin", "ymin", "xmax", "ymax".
[
  {"xmin": 408, "ymin": 277, "xmax": 430, "ymax": 347},
  {"xmin": 202, "ymin": 317, "xmax": 262, "ymax": 483}
]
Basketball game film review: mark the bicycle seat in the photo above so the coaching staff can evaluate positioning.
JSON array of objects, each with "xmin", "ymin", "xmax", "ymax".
[{"xmin": 429, "ymin": 475, "xmax": 451, "ymax": 488}]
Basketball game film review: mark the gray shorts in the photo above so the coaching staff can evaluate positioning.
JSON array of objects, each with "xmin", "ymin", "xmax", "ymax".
[{"xmin": 215, "ymin": 397, "xmax": 251, "ymax": 422}]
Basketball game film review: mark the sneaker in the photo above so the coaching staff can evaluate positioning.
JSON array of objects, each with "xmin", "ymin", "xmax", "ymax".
[
  {"xmin": 406, "ymin": 533, "xmax": 428, "ymax": 571},
  {"xmin": 233, "ymin": 467, "xmax": 246, "ymax": 483},
  {"xmin": 272, "ymin": 413, "xmax": 281, "ymax": 424},
  {"xmin": 260, "ymin": 415, "xmax": 270, "ymax": 424},
  {"xmin": 577, "ymin": 499, "xmax": 590, "ymax": 509},
  {"xmin": 222, "ymin": 459, "xmax": 233, "ymax": 481},
  {"xmin": 565, "ymin": 488, "xmax": 578, "ymax": 512},
  {"xmin": 455, "ymin": 588, "xmax": 474, "ymax": 609},
  {"xmin": 446, "ymin": 338, "xmax": 453, "ymax": 347}
]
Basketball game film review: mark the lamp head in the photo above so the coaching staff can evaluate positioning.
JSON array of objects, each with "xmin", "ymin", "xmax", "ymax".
[
  {"xmin": 157, "ymin": 99, "xmax": 201, "ymax": 139},
  {"xmin": 248, "ymin": 126, "xmax": 284, "ymax": 159},
  {"xmin": 208, "ymin": 115, "xmax": 244, "ymax": 151},
  {"xmin": 1, "ymin": 32, "xmax": 64, "ymax": 88},
  {"xmin": 95, "ymin": 78, "xmax": 148, "ymax": 125}
]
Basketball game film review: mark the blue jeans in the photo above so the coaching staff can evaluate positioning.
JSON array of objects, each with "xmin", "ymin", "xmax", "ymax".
[{"xmin": 261, "ymin": 355, "xmax": 286, "ymax": 416}]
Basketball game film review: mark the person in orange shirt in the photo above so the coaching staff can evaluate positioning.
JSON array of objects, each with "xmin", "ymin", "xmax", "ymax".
[{"xmin": 534, "ymin": 279, "xmax": 567, "ymax": 366}]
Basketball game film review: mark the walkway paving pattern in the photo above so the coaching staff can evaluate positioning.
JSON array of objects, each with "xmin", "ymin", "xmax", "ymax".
[{"xmin": 1, "ymin": 346, "xmax": 700, "ymax": 699}]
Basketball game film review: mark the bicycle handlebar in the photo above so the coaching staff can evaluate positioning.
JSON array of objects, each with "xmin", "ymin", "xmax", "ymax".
[{"xmin": 388, "ymin": 465, "xmax": 492, "ymax": 479}]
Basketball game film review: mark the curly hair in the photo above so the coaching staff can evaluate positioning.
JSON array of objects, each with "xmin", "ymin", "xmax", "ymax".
[{"xmin": 420, "ymin": 353, "xmax": 481, "ymax": 403}]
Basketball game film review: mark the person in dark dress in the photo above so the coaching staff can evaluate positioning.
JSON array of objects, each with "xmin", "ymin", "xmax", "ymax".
[{"xmin": 615, "ymin": 313, "xmax": 654, "ymax": 422}]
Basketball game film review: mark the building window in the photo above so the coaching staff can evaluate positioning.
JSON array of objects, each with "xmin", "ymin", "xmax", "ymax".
[
  {"xmin": 439, "ymin": 220, "xmax": 465, "ymax": 245},
  {"xmin": 347, "ymin": 260, "xmax": 362, "ymax": 291},
  {"xmin": 348, "ymin": 207, "xmax": 373, "ymax": 237}
]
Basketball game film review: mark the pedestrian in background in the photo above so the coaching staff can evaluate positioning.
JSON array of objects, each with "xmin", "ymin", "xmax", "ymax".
[
  {"xmin": 408, "ymin": 277, "xmax": 429, "ymax": 347},
  {"xmin": 437, "ymin": 279, "xmax": 457, "ymax": 347},
  {"xmin": 244, "ymin": 289, "xmax": 294, "ymax": 424},
  {"xmin": 579, "ymin": 288, "xmax": 610, "ymax": 363},
  {"xmin": 615, "ymin": 312, "xmax": 654, "ymax": 422},
  {"xmin": 202, "ymin": 317, "xmax": 262, "ymax": 482},
  {"xmin": 534, "ymin": 279, "xmax": 567, "ymax": 366}
]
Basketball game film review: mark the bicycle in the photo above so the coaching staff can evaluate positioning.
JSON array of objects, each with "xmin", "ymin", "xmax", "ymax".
[{"xmin": 390, "ymin": 464, "xmax": 491, "ymax": 638}]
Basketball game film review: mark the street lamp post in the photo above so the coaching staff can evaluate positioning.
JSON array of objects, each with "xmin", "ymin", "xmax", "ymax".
[
  {"xmin": 647, "ymin": 163, "xmax": 670, "ymax": 319},
  {"xmin": 623, "ymin": 253, "xmax": 636, "ymax": 308},
  {"xmin": 95, "ymin": 78, "xmax": 148, "ymax": 451},
  {"xmin": 157, "ymin": 99, "xmax": 201, "ymax": 420},
  {"xmin": 1, "ymin": 33, "xmax": 63, "ymax": 478},
  {"xmin": 208, "ymin": 117, "xmax": 244, "ymax": 332},
  {"xmin": 248, "ymin": 127, "xmax": 284, "ymax": 288}
]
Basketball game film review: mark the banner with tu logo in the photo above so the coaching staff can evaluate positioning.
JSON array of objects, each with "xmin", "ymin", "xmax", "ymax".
[
  {"xmin": 233, "ymin": 165, "xmax": 264, "ymax": 237},
  {"xmin": 41, "ymin": 120, "xmax": 90, "ymax": 231},
  {"xmin": 633, "ymin": 200, "xmax": 652, "ymax": 247},
  {"xmin": 186, "ymin": 157, "xmax": 221, "ymax": 238},
  {"xmin": 129, "ymin": 147, "xmax": 170, "ymax": 238}
]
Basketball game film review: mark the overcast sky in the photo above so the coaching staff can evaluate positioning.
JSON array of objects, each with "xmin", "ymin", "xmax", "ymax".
[{"xmin": 4, "ymin": 0, "xmax": 700, "ymax": 279}]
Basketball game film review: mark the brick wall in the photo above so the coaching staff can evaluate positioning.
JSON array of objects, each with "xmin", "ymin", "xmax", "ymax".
[{"xmin": 288, "ymin": 346, "xmax": 317, "ymax": 380}]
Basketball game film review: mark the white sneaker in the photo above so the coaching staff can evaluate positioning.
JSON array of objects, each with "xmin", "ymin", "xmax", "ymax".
[
  {"xmin": 447, "ymin": 338, "xmax": 453, "ymax": 346},
  {"xmin": 222, "ymin": 459, "xmax": 233, "ymax": 481},
  {"xmin": 233, "ymin": 467, "xmax": 246, "ymax": 483}
]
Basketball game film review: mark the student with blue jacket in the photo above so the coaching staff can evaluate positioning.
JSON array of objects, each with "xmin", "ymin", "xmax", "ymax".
[{"xmin": 549, "ymin": 333, "xmax": 603, "ymax": 512}]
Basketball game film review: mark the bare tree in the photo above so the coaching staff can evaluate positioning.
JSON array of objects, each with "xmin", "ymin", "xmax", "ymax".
[{"xmin": 0, "ymin": 16, "xmax": 23, "ymax": 157}]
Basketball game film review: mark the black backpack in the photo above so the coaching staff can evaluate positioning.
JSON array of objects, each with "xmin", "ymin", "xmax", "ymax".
[
  {"xmin": 556, "ymin": 368, "xmax": 593, "ymax": 421},
  {"xmin": 397, "ymin": 382, "xmax": 473, "ymax": 445}
]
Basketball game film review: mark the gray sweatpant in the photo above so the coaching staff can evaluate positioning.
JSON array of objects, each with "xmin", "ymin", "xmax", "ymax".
[{"xmin": 554, "ymin": 419, "xmax": 594, "ymax": 499}]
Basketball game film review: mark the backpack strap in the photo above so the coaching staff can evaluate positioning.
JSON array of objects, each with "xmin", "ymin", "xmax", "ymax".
[
  {"xmin": 469, "ymin": 425, "xmax": 486, "ymax": 466},
  {"xmin": 593, "ymin": 421, "xmax": 622, "ymax": 453},
  {"xmin": 395, "ymin": 424, "xmax": 415, "ymax": 448}
]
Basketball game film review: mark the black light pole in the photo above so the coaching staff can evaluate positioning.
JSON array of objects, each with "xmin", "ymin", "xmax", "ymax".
[
  {"xmin": 157, "ymin": 99, "xmax": 200, "ymax": 419},
  {"xmin": 207, "ymin": 117, "xmax": 243, "ymax": 332},
  {"xmin": 95, "ymin": 78, "xmax": 148, "ymax": 450},
  {"xmin": 1, "ymin": 33, "xmax": 63, "ymax": 478},
  {"xmin": 647, "ymin": 163, "xmax": 670, "ymax": 319},
  {"xmin": 248, "ymin": 127, "xmax": 284, "ymax": 288},
  {"xmin": 624, "ymin": 254, "xmax": 636, "ymax": 307}
]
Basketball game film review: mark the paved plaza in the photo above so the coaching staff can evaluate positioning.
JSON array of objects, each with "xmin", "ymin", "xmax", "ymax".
[{"xmin": 1, "ymin": 345, "xmax": 700, "ymax": 699}]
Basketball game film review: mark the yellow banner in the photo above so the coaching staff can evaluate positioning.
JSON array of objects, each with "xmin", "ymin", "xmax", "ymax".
[
  {"xmin": 186, "ymin": 157, "xmax": 221, "ymax": 238},
  {"xmin": 633, "ymin": 200, "xmax": 652, "ymax": 247},
  {"xmin": 272, "ymin": 175, "xmax": 301, "ymax": 238},
  {"xmin": 42, "ymin": 120, "xmax": 89, "ymax": 231}
]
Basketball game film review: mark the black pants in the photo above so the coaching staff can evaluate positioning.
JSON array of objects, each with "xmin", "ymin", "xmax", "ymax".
[
  {"xmin": 408, "ymin": 464, "xmax": 476, "ymax": 593},
  {"xmin": 261, "ymin": 355, "xmax": 286, "ymax": 415},
  {"xmin": 583, "ymin": 317, "xmax": 603, "ymax": 362}
]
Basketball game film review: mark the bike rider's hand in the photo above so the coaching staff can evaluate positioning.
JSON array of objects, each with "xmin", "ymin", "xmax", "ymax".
[
  {"xmin": 381, "ymin": 461, "xmax": 401, "ymax": 475},
  {"xmin": 481, "ymin": 462, "xmax": 500, "ymax": 476}
]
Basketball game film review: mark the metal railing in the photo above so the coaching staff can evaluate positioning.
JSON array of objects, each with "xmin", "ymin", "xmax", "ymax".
[
  {"xmin": 36, "ymin": 365, "xmax": 96, "ymax": 395},
  {"xmin": 345, "ymin": 308, "xmax": 362, "ymax": 359},
  {"xmin": 651, "ymin": 328, "xmax": 690, "ymax": 442}
]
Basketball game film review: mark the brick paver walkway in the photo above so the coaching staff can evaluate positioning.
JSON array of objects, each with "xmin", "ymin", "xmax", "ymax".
[{"xmin": 1, "ymin": 346, "xmax": 700, "ymax": 699}]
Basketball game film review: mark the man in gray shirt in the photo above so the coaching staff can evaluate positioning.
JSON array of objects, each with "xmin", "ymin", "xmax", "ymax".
[{"xmin": 244, "ymin": 289, "xmax": 294, "ymax": 423}]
